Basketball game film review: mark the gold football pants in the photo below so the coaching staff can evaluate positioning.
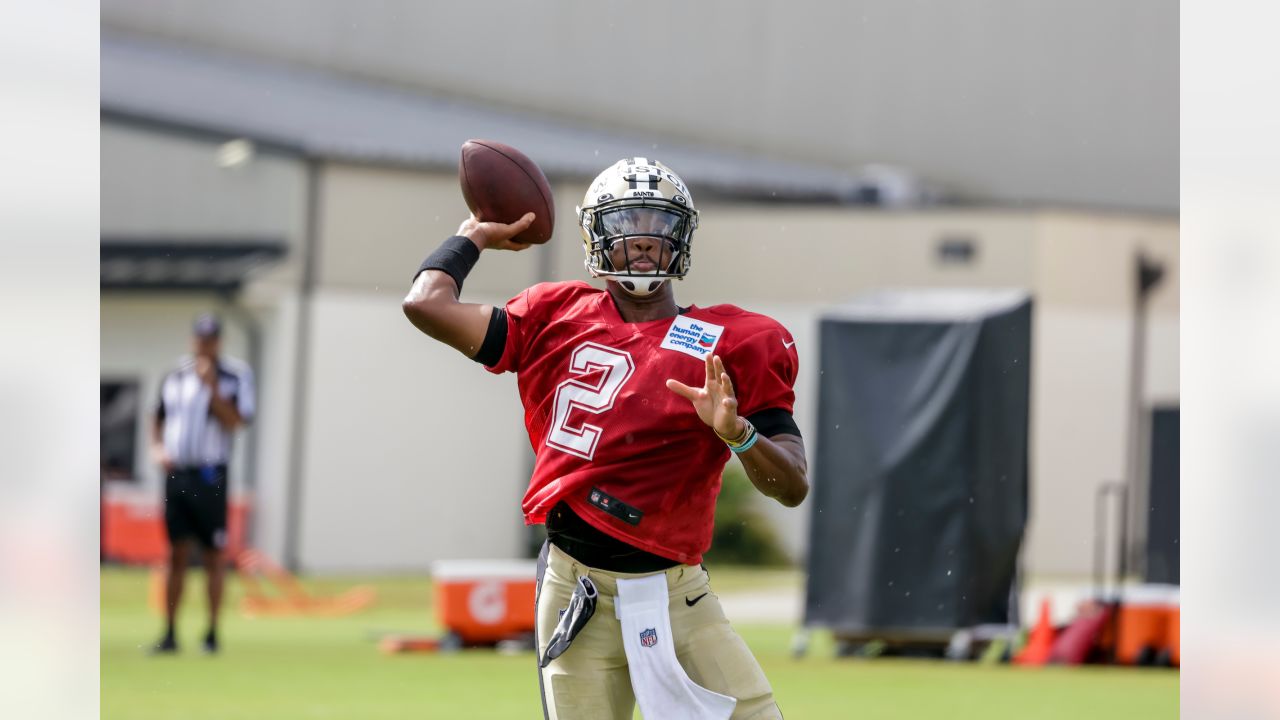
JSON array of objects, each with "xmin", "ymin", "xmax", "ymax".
[{"xmin": 535, "ymin": 542, "xmax": 782, "ymax": 719}]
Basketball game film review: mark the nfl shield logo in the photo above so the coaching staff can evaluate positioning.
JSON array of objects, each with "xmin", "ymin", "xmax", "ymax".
[{"xmin": 640, "ymin": 628, "xmax": 658, "ymax": 647}]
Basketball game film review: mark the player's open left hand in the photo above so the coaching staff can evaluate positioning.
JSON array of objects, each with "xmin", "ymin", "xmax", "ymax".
[
  {"xmin": 457, "ymin": 213, "xmax": 536, "ymax": 252},
  {"xmin": 666, "ymin": 354, "xmax": 745, "ymax": 440}
]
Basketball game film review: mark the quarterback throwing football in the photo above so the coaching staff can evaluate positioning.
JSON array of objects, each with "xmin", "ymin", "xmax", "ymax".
[{"xmin": 404, "ymin": 158, "xmax": 808, "ymax": 720}]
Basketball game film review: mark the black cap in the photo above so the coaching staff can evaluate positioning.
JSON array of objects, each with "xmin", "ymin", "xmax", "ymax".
[{"xmin": 193, "ymin": 313, "xmax": 222, "ymax": 338}]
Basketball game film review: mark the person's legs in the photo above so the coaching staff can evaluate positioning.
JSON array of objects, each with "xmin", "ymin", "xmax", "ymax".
[
  {"xmin": 537, "ymin": 544, "xmax": 634, "ymax": 720},
  {"xmin": 165, "ymin": 542, "xmax": 192, "ymax": 630},
  {"xmin": 669, "ymin": 567, "xmax": 781, "ymax": 720},
  {"xmin": 182, "ymin": 466, "xmax": 229, "ymax": 653},
  {"xmin": 155, "ymin": 470, "xmax": 194, "ymax": 653},
  {"xmin": 152, "ymin": 540, "xmax": 191, "ymax": 653},
  {"xmin": 201, "ymin": 546, "xmax": 225, "ymax": 652}
]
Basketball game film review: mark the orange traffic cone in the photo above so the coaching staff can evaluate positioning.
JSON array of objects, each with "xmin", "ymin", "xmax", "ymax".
[{"xmin": 1014, "ymin": 598, "xmax": 1055, "ymax": 666}]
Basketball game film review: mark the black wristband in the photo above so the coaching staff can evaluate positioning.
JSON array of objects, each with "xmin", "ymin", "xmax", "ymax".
[{"xmin": 416, "ymin": 235, "xmax": 481, "ymax": 294}]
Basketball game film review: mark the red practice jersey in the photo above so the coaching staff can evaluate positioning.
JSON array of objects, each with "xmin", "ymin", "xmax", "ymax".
[{"xmin": 487, "ymin": 281, "xmax": 798, "ymax": 565}]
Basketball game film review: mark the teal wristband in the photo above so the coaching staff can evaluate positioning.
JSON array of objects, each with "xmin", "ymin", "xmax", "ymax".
[{"xmin": 729, "ymin": 426, "xmax": 759, "ymax": 454}]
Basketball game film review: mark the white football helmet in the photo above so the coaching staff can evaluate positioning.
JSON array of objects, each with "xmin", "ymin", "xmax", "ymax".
[{"xmin": 577, "ymin": 158, "xmax": 699, "ymax": 296}]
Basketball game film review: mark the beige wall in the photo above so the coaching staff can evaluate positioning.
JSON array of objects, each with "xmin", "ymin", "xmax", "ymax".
[
  {"xmin": 293, "ymin": 290, "xmax": 529, "ymax": 571},
  {"xmin": 101, "ymin": 0, "xmax": 1177, "ymax": 211},
  {"xmin": 235, "ymin": 292, "xmax": 301, "ymax": 564},
  {"xmin": 99, "ymin": 1, "xmax": 1179, "ymax": 571},
  {"xmin": 301, "ymin": 164, "xmax": 1178, "ymax": 575},
  {"xmin": 101, "ymin": 156, "xmax": 1179, "ymax": 575},
  {"xmin": 673, "ymin": 207, "xmax": 1038, "ymax": 305},
  {"xmin": 1026, "ymin": 214, "xmax": 1180, "ymax": 577},
  {"xmin": 294, "ymin": 164, "xmax": 537, "ymax": 571},
  {"xmin": 317, "ymin": 165, "xmax": 539, "ymax": 294}
]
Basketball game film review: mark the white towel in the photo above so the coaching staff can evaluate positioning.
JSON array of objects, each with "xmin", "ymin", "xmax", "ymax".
[{"xmin": 615, "ymin": 574, "xmax": 737, "ymax": 720}]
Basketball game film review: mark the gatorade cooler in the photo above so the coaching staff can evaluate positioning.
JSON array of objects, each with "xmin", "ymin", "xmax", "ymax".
[
  {"xmin": 1116, "ymin": 584, "xmax": 1180, "ymax": 665},
  {"xmin": 431, "ymin": 560, "xmax": 538, "ymax": 645}
]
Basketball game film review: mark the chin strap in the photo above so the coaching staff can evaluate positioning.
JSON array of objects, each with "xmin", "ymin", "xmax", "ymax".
[
  {"xmin": 614, "ymin": 277, "xmax": 669, "ymax": 297},
  {"xmin": 586, "ymin": 258, "xmax": 679, "ymax": 298}
]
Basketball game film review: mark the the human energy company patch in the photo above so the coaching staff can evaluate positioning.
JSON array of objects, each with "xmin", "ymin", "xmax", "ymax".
[{"xmin": 659, "ymin": 315, "xmax": 724, "ymax": 360}]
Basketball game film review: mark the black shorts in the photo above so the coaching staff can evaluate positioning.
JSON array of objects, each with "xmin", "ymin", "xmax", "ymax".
[{"xmin": 163, "ymin": 466, "xmax": 229, "ymax": 550}]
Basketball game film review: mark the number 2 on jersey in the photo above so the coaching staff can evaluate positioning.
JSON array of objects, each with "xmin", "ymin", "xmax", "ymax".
[{"xmin": 547, "ymin": 342, "xmax": 635, "ymax": 460}]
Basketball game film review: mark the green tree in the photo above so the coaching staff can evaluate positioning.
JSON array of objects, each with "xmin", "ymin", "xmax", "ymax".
[{"xmin": 705, "ymin": 463, "xmax": 792, "ymax": 566}]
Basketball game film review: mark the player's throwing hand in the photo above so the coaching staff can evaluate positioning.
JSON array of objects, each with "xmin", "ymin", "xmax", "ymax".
[
  {"xmin": 456, "ymin": 212, "xmax": 536, "ymax": 252},
  {"xmin": 666, "ymin": 354, "xmax": 747, "ymax": 441}
]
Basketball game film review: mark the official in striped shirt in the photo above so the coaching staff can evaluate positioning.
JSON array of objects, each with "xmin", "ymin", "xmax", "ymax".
[{"xmin": 149, "ymin": 313, "xmax": 255, "ymax": 655}]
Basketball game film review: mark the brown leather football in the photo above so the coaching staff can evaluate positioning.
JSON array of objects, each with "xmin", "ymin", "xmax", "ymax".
[{"xmin": 459, "ymin": 139, "xmax": 555, "ymax": 245}]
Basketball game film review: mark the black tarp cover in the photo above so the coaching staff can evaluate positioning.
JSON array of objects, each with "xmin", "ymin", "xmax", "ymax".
[
  {"xmin": 1145, "ymin": 407, "xmax": 1179, "ymax": 585},
  {"xmin": 804, "ymin": 289, "xmax": 1031, "ymax": 639}
]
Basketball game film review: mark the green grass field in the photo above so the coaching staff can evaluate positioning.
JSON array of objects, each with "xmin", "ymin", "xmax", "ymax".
[{"xmin": 102, "ymin": 566, "xmax": 1177, "ymax": 719}]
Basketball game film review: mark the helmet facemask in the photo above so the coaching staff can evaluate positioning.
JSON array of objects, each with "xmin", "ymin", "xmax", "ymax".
[{"xmin": 585, "ymin": 204, "xmax": 694, "ymax": 295}]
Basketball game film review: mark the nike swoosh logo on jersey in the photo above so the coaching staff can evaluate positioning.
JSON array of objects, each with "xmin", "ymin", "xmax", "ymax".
[
  {"xmin": 685, "ymin": 593, "xmax": 709, "ymax": 607},
  {"xmin": 783, "ymin": 339, "xmax": 796, "ymax": 349}
]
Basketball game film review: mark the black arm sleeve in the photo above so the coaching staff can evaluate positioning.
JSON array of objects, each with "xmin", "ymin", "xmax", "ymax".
[
  {"xmin": 745, "ymin": 407, "xmax": 801, "ymax": 439},
  {"xmin": 471, "ymin": 307, "xmax": 508, "ymax": 366}
]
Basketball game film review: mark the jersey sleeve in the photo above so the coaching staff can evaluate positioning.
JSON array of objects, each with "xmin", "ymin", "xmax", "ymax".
[
  {"xmin": 483, "ymin": 288, "xmax": 530, "ymax": 374},
  {"xmin": 728, "ymin": 319, "xmax": 799, "ymax": 417},
  {"xmin": 485, "ymin": 283, "xmax": 563, "ymax": 375}
]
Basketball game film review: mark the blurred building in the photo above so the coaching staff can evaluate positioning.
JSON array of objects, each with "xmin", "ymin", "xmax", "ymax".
[{"xmin": 99, "ymin": 4, "xmax": 1177, "ymax": 578}]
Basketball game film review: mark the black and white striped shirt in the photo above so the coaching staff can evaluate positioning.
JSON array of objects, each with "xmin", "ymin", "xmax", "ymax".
[{"xmin": 156, "ymin": 355, "xmax": 255, "ymax": 468}]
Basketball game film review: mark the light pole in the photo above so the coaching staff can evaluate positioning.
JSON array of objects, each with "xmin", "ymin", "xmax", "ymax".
[{"xmin": 1126, "ymin": 251, "xmax": 1165, "ymax": 581}]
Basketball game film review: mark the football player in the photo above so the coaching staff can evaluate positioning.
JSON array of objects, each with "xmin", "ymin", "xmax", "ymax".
[{"xmin": 403, "ymin": 158, "xmax": 807, "ymax": 720}]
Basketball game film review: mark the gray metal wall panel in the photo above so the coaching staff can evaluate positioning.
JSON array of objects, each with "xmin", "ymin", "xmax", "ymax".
[{"xmin": 103, "ymin": 0, "xmax": 1177, "ymax": 211}]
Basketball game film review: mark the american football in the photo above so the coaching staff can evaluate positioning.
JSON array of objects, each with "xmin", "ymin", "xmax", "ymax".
[{"xmin": 459, "ymin": 139, "xmax": 555, "ymax": 245}]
